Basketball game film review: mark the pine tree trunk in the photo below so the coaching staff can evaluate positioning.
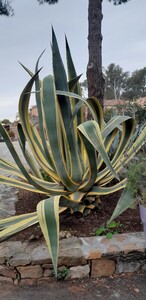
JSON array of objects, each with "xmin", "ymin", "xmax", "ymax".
[{"xmin": 87, "ymin": 0, "xmax": 104, "ymax": 108}]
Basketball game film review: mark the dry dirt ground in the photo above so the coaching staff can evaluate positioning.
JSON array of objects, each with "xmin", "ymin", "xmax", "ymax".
[{"xmin": 0, "ymin": 272, "xmax": 146, "ymax": 300}]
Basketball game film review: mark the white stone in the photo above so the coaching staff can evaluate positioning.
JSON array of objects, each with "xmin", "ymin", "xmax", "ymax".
[{"xmin": 65, "ymin": 264, "xmax": 89, "ymax": 280}]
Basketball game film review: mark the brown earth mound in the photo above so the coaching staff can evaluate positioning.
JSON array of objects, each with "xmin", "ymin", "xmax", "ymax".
[{"xmin": 9, "ymin": 188, "xmax": 143, "ymax": 242}]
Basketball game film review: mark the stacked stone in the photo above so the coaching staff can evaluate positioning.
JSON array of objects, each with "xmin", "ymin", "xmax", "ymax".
[{"xmin": 0, "ymin": 233, "xmax": 145, "ymax": 285}]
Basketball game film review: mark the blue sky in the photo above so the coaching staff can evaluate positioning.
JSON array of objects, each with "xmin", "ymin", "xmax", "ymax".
[{"xmin": 0, "ymin": 0, "xmax": 146, "ymax": 121}]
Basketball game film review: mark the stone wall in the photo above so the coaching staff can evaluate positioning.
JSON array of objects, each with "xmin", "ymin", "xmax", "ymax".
[{"xmin": 0, "ymin": 233, "xmax": 145, "ymax": 285}]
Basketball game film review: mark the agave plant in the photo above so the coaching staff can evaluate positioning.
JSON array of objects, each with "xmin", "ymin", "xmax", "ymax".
[{"xmin": 0, "ymin": 29, "xmax": 146, "ymax": 276}]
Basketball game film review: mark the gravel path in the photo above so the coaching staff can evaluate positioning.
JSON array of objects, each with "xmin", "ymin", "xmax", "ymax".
[
  {"xmin": 0, "ymin": 141, "xmax": 28, "ymax": 218},
  {"xmin": 0, "ymin": 141, "xmax": 27, "ymax": 167}
]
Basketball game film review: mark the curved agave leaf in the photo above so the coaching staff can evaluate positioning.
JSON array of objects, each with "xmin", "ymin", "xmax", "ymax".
[
  {"xmin": 88, "ymin": 178, "xmax": 127, "ymax": 196},
  {"xmin": 72, "ymin": 97, "xmax": 103, "ymax": 129},
  {"xmin": 86, "ymin": 97, "xmax": 103, "ymax": 129},
  {"xmin": 37, "ymin": 196, "xmax": 60, "ymax": 277},
  {"xmin": 78, "ymin": 131, "xmax": 97, "ymax": 192},
  {"xmin": 99, "ymin": 125, "xmax": 146, "ymax": 185},
  {"xmin": 17, "ymin": 123, "xmax": 43, "ymax": 179},
  {"xmin": 97, "ymin": 128, "xmax": 118, "ymax": 170},
  {"xmin": 78, "ymin": 120, "xmax": 120, "ymax": 181},
  {"xmin": 0, "ymin": 175, "xmax": 45, "ymax": 193},
  {"xmin": 120, "ymin": 125, "xmax": 146, "ymax": 166},
  {"xmin": 0, "ymin": 174, "xmax": 69, "ymax": 195},
  {"xmin": 96, "ymin": 117, "xmax": 135, "ymax": 184},
  {"xmin": 111, "ymin": 118, "xmax": 135, "ymax": 167},
  {"xmin": 69, "ymin": 191, "xmax": 85, "ymax": 203},
  {"xmin": 102, "ymin": 116, "xmax": 131, "ymax": 139},
  {"xmin": 0, "ymin": 212, "xmax": 37, "ymax": 230},
  {"xmin": 18, "ymin": 62, "xmax": 34, "ymax": 78},
  {"xmin": 0, "ymin": 158, "xmax": 25, "ymax": 178},
  {"xmin": 0, "ymin": 213, "xmax": 38, "ymax": 242},
  {"xmin": 68, "ymin": 75, "xmax": 82, "ymax": 93},
  {"xmin": 107, "ymin": 184, "xmax": 135, "ymax": 225},
  {"xmin": 56, "ymin": 90, "xmax": 97, "ymax": 121}
]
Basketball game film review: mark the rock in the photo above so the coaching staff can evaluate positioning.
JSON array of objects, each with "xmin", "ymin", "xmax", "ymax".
[
  {"xmin": 0, "ymin": 276, "xmax": 13, "ymax": 284},
  {"xmin": 31, "ymin": 245, "xmax": 51, "ymax": 265},
  {"xmin": 13, "ymin": 279, "xmax": 19, "ymax": 285},
  {"xmin": 58, "ymin": 237, "xmax": 86, "ymax": 266},
  {"xmin": 9, "ymin": 253, "xmax": 31, "ymax": 267},
  {"xmin": 134, "ymin": 288, "xmax": 139, "ymax": 293},
  {"xmin": 0, "ymin": 242, "xmax": 31, "ymax": 267},
  {"xmin": 0, "ymin": 257, "xmax": 6, "ymax": 264},
  {"xmin": 43, "ymin": 268, "xmax": 53, "ymax": 277},
  {"xmin": 141, "ymin": 263, "xmax": 146, "ymax": 271},
  {"xmin": 38, "ymin": 277, "xmax": 54, "ymax": 284},
  {"xmin": 0, "ymin": 265, "xmax": 16, "ymax": 278},
  {"xmin": 0, "ymin": 242, "xmax": 11, "ymax": 264},
  {"xmin": 59, "ymin": 231, "xmax": 71, "ymax": 239},
  {"xmin": 65, "ymin": 265, "xmax": 89, "ymax": 280},
  {"xmin": 87, "ymin": 250, "xmax": 102, "ymax": 260},
  {"xmin": 28, "ymin": 235, "xmax": 38, "ymax": 242},
  {"xmin": 17, "ymin": 265, "xmax": 43, "ymax": 279},
  {"xmin": 91, "ymin": 259, "xmax": 115, "ymax": 278},
  {"xmin": 42, "ymin": 264, "xmax": 53, "ymax": 269},
  {"xmin": 116, "ymin": 261, "xmax": 141, "ymax": 274},
  {"xmin": 19, "ymin": 278, "xmax": 37, "ymax": 286},
  {"xmin": 109, "ymin": 292, "xmax": 121, "ymax": 299},
  {"xmin": 80, "ymin": 237, "xmax": 103, "ymax": 260}
]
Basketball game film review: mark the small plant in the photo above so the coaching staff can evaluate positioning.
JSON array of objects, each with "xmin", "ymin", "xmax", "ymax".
[
  {"xmin": 126, "ymin": 158, "xmax": 146, "ymax": 206},
  {"xmin": 57, "ymin": 267, "xmax": 68, "ymax": 280},
  {"xmin": 95, "ymin": 220, "xmax": 122, "ymax": 239}
]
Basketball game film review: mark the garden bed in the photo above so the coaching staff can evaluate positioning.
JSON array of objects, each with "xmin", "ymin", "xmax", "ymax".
[
  {"xmin": 1, "ymin": 188, "xmax": 145, "ymax": 285},
  {"xmin": 10, "ymin": 189, "xmax": 143, "ymax": 242}
]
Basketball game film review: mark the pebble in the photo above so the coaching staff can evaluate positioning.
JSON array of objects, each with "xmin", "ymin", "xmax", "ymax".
[{"xmin": 109, "ymin": 292, "xmax": 120, "ymax": 299}]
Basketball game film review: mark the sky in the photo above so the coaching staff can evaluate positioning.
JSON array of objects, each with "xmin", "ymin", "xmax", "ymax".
[{"xmin": 0, "ymin": 0, "xmax": 146, "ymax": 121}]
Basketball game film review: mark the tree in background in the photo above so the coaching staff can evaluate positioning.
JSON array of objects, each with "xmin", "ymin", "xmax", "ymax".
[
  {"xmin": 80, "ymin": 79, "xmax": 88, "ymax": 98},
  {"xmin": 0, "ymin": 0, "xmax": 130, "ymax": 107},
  {"xmin": 105, "ymin": 63, "xmax": 129, "ymax": 100},
  {"xmin": 85, "ymin": 0, "xmax": 130, "ymax": 107},
  {"xmin": 0, "ymin": 118, "xmax": 10, "ymax": 124},
  {"xmin": 123, "ymin": 67, "xmax": 146, "ymax": 100},
  {"xmin": 0, "ymin": 0, "xmax": 13, "ymax": 16}
]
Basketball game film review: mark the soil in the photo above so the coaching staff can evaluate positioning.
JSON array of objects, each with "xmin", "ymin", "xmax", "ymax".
[{"xmin": 9, "ymin": 188, "xmax": 143, "ymax": 242}]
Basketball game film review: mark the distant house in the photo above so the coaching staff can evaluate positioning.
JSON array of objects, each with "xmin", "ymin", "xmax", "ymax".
[
  {"xmin": 104, "ymin": 99, "xmax": 126, "ymax": 109},
  {"xmin": 29, "ymin": 105, "xmax": 39, "ymax": 127},
  {"xmin": 134, "ymin": 97, "xmax": 146, "ymax": 107},
  {"xmin": 30, "ymin": 105, "xmax": 38, "ymax": 119},
  {"xmin": 10, "ymin": 121, "xmax": 19, "ymax": 141},
  {"xmin": 104, "ymin": 98, "xmax": 146, "ymax": 110},
  {"xmin": 25, "ymin": 98, "xmax": 146, "ymax": 128},
  {"xmin": 2, "ymin": 122, "xmax": 18, "ymax": 141},
  {"xmin": 0, "ymin": 123, "xmax": 11, "ymax": 141}
]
